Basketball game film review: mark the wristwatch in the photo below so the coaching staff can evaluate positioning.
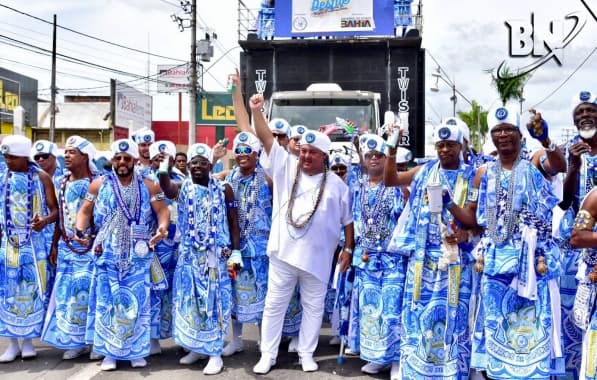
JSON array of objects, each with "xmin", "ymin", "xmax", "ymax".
[{"xmin": 342, "ymin": 247, "xmax": 353, "ymax": 254}]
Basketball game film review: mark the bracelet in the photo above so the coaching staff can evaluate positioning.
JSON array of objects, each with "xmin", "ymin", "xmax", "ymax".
[{"xmin": 343, "ymin": 247, "xmax": 353, "ymax": 254}]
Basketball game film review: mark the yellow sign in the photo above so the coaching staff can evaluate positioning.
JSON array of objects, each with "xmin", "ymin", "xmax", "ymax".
[
  {"xmin": 0, "ymin": 79, "xmax": 19, "ymax": 111},
  {"xmin": 197, "ymin": 92, "xmax": 236, "ymax": 126}
]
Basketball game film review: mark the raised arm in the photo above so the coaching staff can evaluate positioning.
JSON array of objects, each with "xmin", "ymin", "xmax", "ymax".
[
  {"xmin": 231, "ymin": 68, "xmax": 252, "ymax": 133},
  {"xmin": 248, "ymin": 94, "xmax": 274, "ymax": 155}
]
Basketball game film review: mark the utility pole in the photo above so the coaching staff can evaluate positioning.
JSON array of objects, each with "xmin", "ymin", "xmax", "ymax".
[
  {"xmin": 188, "ymin": 0, "xmax": 197, "ymax": 146},
  {"xmin": 49, "ymin": 14, "xmax": 57, "ymax": 142}
]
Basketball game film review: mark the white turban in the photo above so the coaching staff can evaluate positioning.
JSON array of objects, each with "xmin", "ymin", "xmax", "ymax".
[
  {"xmin": 359, "ymin": 133, "xmax": 387, "ymax": 156},
  {"xmin": 111, "ymin": 139, "xmax": 139, "ymax": 159},
  {"xmin": 31, "ymin": 139, "xmax": 58, "ymax": 157},
  {"xmin": 133, "ymin": 128, "xmax": 155, "ymax": 144},
  {"xmin": 1, "ymin": 135, "xmax": 32, "ymax": 158},
  {"xmin": 65, "ymin": 135, "xmax": 96, "ymax": 162},
  {"xmin": 443, "ymin": 117, "xmax": 469, "ymax": 143},
  {"xmin": 268, "ymin": 118, "xmax": 291, "ymax": 136},
  {"xmin": 233, "ymin": 132, "xmax": 261, "ymax": 152},
  {"xmin": 329, "ymin": 152, "xmax": 350, "ymax": 167},
  {"xmin": 290, "ymin": 125, "xmax": 307, "ymax": 139},
  {"xmin": 300, "ymin": 130, "xmax": 331, "ymax": 155},
  {"xmin": 395, "ymin": 147, "xmax": 413, "ymax": 164},
  {"xmin": 187, "ymin": 143, "xmax": 212, "ymax": 162},
  {"xmin": 487, "ymin": 105, "xmax": 520, "ymax": 130},
  {"xmin": 149, "ymin": 140, "xmax": 176, "ymax": 159},
  {"xmin": 433, "ymin": 119, "xmax": 463, "ymax": 144}
]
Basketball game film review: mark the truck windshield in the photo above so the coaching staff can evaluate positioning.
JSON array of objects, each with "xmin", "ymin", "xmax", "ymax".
[{"xmin": 270, "ymin": 99, "xmax": 375, "ymax": 141}]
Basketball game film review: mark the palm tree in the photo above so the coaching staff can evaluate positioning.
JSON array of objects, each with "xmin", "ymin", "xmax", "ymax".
[
  {"xmin": 458, "ymin": 100, "xmax": 488, "ymax": 152},
  {"xmin": 488, "ymin": 64, "xmax": 531, "ymax": 106}
]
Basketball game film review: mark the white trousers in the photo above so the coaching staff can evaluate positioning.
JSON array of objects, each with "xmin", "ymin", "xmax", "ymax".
[{"xmin": 260, "ymin": 256, "xmax": 327, "ymax": 358}]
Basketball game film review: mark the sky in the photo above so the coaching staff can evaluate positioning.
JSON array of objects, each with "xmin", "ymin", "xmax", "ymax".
[{"xmin": 0, "ymin": 0, "xmax": 595, "ymax": 148}]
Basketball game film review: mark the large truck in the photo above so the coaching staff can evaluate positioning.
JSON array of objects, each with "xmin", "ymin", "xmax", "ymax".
[{"xmin": 237, "ymin": 5, "xmax": 426, "ymax": 158}]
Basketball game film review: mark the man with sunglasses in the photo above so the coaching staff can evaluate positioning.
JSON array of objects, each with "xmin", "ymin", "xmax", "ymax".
[
  {"xmin": 221, "ymin": 132, "xmax": 273, "ymax": 357},
  {"xmin": 383, "ymin": 120, "xmax": 478, "ymax": 380},
  {"xmin": 247, "ymin": 93, "xmax": 354, "ymax": 374},
  {"xmin": 0, "ymin": 135, "xmax": 58, "ymax": 363},
  {"xmin": 74, "ymin": 138, "xmax": 170, "ymax": 371}
]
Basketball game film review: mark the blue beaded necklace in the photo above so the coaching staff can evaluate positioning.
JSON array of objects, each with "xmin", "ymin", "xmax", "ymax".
[
  {"xmin": 3, "ymin": 169, "xmax": 34, "ymax": 248},
  {"xmin": 231, "ymin": 168, "xmax": 262, "ymax": 244}
]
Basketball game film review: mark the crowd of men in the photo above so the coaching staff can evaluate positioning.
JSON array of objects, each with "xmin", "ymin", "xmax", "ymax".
[{"xmin": 0, "ymin": 80, "xmax": 596, "ymax": 380}]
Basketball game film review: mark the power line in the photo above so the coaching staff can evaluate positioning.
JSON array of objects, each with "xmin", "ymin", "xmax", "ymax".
[
  {"xmin": 531, "ymin": 47, "xmax": 597, "ymax": 109},
  {"xmin": 0, "ymin": 3, "xmax": 186, "ymax": 62}
]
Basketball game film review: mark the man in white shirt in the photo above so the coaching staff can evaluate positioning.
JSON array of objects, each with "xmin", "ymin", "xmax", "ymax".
[{"xmin": 246, "ymin": 93, "xmax": 354, "ymax": 374}]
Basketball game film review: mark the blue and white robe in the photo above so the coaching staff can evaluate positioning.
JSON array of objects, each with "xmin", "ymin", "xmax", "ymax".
[
  {"xmin": 42, "ymin": 176, "xmax": 94, "ymax": 349},
  {"xmin": 393, "ymin": 159, "xmax": 475, "ymax": 380},
  {"xmin": 225, "ymin": 167, "xmax": 272, "ymax": 324},
  {"xmin": 85, "ymin": 174, "xmax": 155, "ymax": 360},
  {"xmin": 172, "ymin": 178, "xmax": 232, "ymax": 356},
  {"xmin": 471, "ymin": 159, "xmax": 564, "ymax": 379},
  {"xmin": 0, "ymin": 166, "xmax": 52, "ymax": 338},
  {"xmin": 348, "ymin": 177, "xmax": 406, "ymax": 365}
]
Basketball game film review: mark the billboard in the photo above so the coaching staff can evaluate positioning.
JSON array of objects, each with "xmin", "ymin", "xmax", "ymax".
[
  {"xmin": 274, "ymin": 0, "xmax": 394, "ymax": 38},
  {"xmin": 156, "ymin": 64, "xmax": 189, "ymax": 93},
  {"xmin": 196, "ymin": 92, "xmax": 236, "ymax": 126},
  {"xmin": 113, "ymin": 79, "xmax": 152, "ymax": 134}
]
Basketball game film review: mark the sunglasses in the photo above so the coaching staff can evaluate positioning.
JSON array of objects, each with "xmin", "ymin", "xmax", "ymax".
[
  {"xmin": 34, "ymin": 153, "xmax": 51, "ymax": 161},
  {"xmin": 330, "ymin": 165, "xmax": 347, "ymax": 172},
  {"xmin": 272, "ymin": 133, "xmax": 288, "ymax": 140},
  {"xmin": 190, "ymin": 158, "xmax": 210, "ymax": 168},
  {"xmin": 364, "ymin": 152, "xmax": 385, "ymax": 160},
  {"xmin": 234, "ymin": 146, "xmax": 253, "ymax": 155}
]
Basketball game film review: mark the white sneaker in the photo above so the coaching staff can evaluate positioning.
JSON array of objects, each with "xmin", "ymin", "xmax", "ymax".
[
  {"xmin": 20, "ymin": 339, "xmax": 36, "ymax": 359},
  {"xmin": 361, "ymin": 362, "xmax": 391, "ymax": 374},
  {"xmin": 63, "ymin": 346, "xmax": 91, "ymax": 360},
  {"xmin": 287, "ymin": 336, "xmax": 299, "ymax": 353},
  {"xmin": 299, "ymin": 355, "xmax": 318, "ymax": 372},
  {"xmin": 329, "ymin": 336, "xmax": 341, "ymax": 345},
  {"xmin": 100, "ymin": 357, "xmax": 117, "ymax": 371},
  {"xmin": 203, "ymin": 356, "xmax": 223, "ymax": 375},
  {"xmin": 150, "ymin": 339, "xmax": 162, "ymax": 355},
  {"xmin": 179, "ymin": 351, "xmax": 207, "ymax": 365},
  {"xmin": 253, "ymin": 354, "xmax": 276, "ymax": 374},
  {"xmin": 390, "ymin": 362, "xmax": 402, "ymax": 380},
  {"xmin": 130, "ymin": 357, "xmax": 147, "ymax": 368},
  {"xmin": 344, "ymin": 347, "xmax": 359, "ymax": 356},
  {"xmin": 221, "ymin": 339, "xmax": 243, "ymax": 357},
  {"xmin": 0, "ymin": 345, "xmax": 20, "ymax": 363}
]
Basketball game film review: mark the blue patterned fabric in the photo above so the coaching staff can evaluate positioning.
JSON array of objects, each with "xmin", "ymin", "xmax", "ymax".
[
  {"xmin": 84, "ymin": 174, "xmax": 154, "ymax": 360},
  {"xmin": 172, "ymin": 178, "xmax": 232, "ymax": 356},
  {"xmin": 471, "ymin": 159, "xmax": 563, "ymax": 379},
  {"xmin": 348, "ymin": 179, "xmax": 406, "ymax": 364},
  {"xmin": 576, "ymin": 244, "xmax": 597, "ymax": 380},
  {"xmin": 42, "ymin": 177, "xmax": 94, "ymax": 349},
  {"xmin": 392, "ymin": 160, "xmax": 475, "ymax": 379},
  {"xmin": 225, "ymin": 167, "xmax": 272, "ymax": 324},
  {"xmin": 0, "ymin": 166, "xmax": 51, "ymax": 338}
]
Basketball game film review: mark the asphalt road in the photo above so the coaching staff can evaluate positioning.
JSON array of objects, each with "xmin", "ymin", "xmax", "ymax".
[{"xmin": 0, "ymin": 325, "xmax": 389, "ymax": 380}]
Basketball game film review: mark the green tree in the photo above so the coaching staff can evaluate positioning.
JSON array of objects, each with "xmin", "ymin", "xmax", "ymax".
[
  {"xmin": 457, "ymin": 100, "xmax": 488, "ymax": 152},
  {"xmin": 488, "ymin": 65, "xmax": 531, "ymax": 106}
]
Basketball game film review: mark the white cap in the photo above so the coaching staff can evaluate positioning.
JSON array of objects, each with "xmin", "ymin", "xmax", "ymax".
[
  {"xmin": 290, "ymin": 125, "xmax": 307, "ymax": 139},
  {"xmin": 571, "ymin": 90, "xmax": 597, "ymax": 114},
  {"xmin": 187, "ymin": 143, "xmax": 212, "ymax": 162},
  {"xmin": 133, "ymin": 128, "xmax": 155, "ymax": 144},
  {"xmin": 149, "ymin": 140, "xmax": 176, "ymax": 159},
  {"xmin": 433, "ymin": 120, "xmax": 463, "ymax": 144},
  {"xmin": 443, "ymin": 117, "xmax": 469, "ymax": 143},
  {"xmin": 31, "ymin": 139, "xmax": 58, "ymax": 157},
  {"xmin": 359, "ymin": 133, "xmax": 387, "ymax": 156},
  {"xmin": 300, "ymin": 131, "xmax": 331, "ymax": 154},
  {"xmin": 487, "ymin": 105, "xmax": 520, "ymax": 130},
  {"xmin": 268, "ymin": 118, "xmax": 291, "ymax": 136},
  {"xmin": 65, "ymin": 135, "xmax": 96, "ymax": 162},
  {"xmin": 2, "ymin": 135, "xmax": 32, "ymax": 158},
  {"xmin": 111, "ymin": 139, "xmax": 139, "ymax": 159},
  {"xmin": 329, "ymin": 152, "xmax": 350, "ymax": 167},
  {"xmin": 233, "ymin": 132, "xmax": 261, "ymax": 152}
]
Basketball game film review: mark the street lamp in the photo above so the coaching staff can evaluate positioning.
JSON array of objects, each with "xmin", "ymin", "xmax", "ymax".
[{"xmin": 430, "ymin": 67, "xmax": 459, "ymax": 117}]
